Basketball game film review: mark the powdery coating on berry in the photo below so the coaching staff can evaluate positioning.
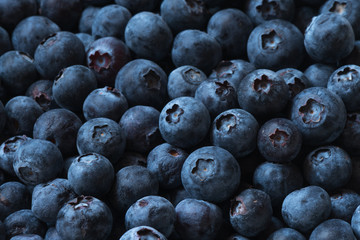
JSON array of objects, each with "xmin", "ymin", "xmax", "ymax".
[
  {"xmin": 88, "ymin": 51, "xmax": 112, "ymax": 72},
  {"xmin": 261, "ymin": 29, "xmax": 282, "ymax": 50},
  {"xmin": 299, "ymin": 98, "xmax": 325, "ymax": 124},
  {"xmin": 269, "ymin": 128, "xmax": 289, "ymax": 147},
  {"xmin": 191, "ymin": 158, "xmax": 215, "ymax": 181},
  {"xmin": 253, "ymin": 75, "xmax": 272, "ymax": 94},
  {"xmin": 216, "ymin": 114, "xmax": 237, "ymax": 132},
  {"xmin": 165, "ymin": 104, "xmax": 184, "ymax": 124}
]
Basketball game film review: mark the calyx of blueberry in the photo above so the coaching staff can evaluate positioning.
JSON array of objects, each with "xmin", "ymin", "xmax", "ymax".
[
  {"xmin": 299, "ymin": 98, "xmax": 325, "ymax": 124},
  {"xmin": 269, "ymin": 128, "xmax": 289, "ymax": 147},
  {"xmin": 230, "ymin": 197, "xmax": 247, "ymax": 216},
  {"xmin": 253, "ymin": 75, "xmax": 272, "ymax": 94},
  {"xmin": 88, "ymin": 51, "xmax": 112, "ymax": 72},
  {"xmin": 165, "ymin": 104, "xmax": 184, "ymax": 124},
  {"xmin": 191, "ymin": 158, "xmax": 215, "ymax": 181},
  {"xmin": 216, "ymin": 113, "xmax": 236, "ymax": 132}
]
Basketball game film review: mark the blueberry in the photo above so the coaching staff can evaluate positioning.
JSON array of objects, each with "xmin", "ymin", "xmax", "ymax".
[
  {"xmin": 230, "ymin": 188, "xmax": 273, "ymax": 237},
  {"xmin": 44, "ymin": 228, "xmax": 62, "ymax": 240},
  {"xmin": 320, "ymin": 0, "xmax": 360, "ymax": 39},
  {"xmin": 253, "ymin": 162, "xmax": 303, "ymax": 208},
  {"xmin": 304, "ymin": 63, "xmax": 335, "ymax": 88},
  {"xmin": 330, "ymin": 189, "xmax": 360, "ymax": 223},
  {"xmin": 13, "ymin": 138, "xmax": 63, "ymax": 186},
  {"xmin": 125, "ymin": 12, "xmax": 173, "ymax": 61},
  {"xmin": 39, "ymin": 0, "xmax": 83, "ymax": 31},
  {"xmin": 0, "ymin": 0, "xmax": 37, "ymax": 31},
  {"xmin": 337, "ymin": 112, "xmax": 360, "ymax": 156},
  {"xmin": 207, "ymin": 8, "xmax": 253, "ymax": 59},
  {"xmin": 281, "ymin": 186, "xmax": 331, "ymax": 233},
  {"xmin": 195, "ymin": 79, "xmax": 239, "ymax": 119},
  {"xmin": 120, "ymin": 226, "xmax": 167, "ymax": 240},
  {"xmin": 171, "ymin": 29, "xmax": 222, "ymax": 74},
  {"xmin": 34, "ymin": 31, "xmax": 85, "ymax": 80},
  {"xmin": 267, "ymin": 228, "xmax": 306, "ymax": 240},
  {"xmin": 86, "ymin": 36, "xmax": 131, "ymax": 87},
  {"xmin": 257, "ymin": 118, "xmax": 302, "ymax": 163},
  {"xmin": 83, "ymin": 87, "xmax": 128, "ymax": 122},
  {"xmin": 11, "ymin": 16, "xmax": 60, "ymax": 56},
  {"xmin": 0, "ymin": 136, "xmax": 30, "ymax": 176},
  {"xmin": 68, "ymin": 153, "xmax": 114, "ymax": 197},
  {"xmin": 115, "ymin": 59, "xmax": 168, "ymax": 109},
  {"xmin": 4, "ymin": 209, "xmax": 47, "ymax": 239},
  {"xmin": 167, "ymin": 65, "xmax": 207, "ymax": 99},
  {"xmin": 237, "ymin": 69, "xmax": 289, "ymax": 118},
  {"xmin": 181, "ymin": 146, "xmax": 241, "ymax": 203},
  {"xmin": 10, "ymin": 235, "xmax": 44, "ymax": 240},
  {"xmin": 0, "ymin": 27, "xmax": 11, "ymax": 57},
  {"xmin": 33, "ymin": 108, "xmax": 82, "ymax": 157},
  {"xmin": 0, "ymin": 51, "xmax": 39, "ymax": 97},
  {"xmin": 208, "ymin": 60, "xmax": 256, "ymax": 91},
  {"xmin": 56, "ymin": 196, "xmax": 113, "ymax": 240},
  {"xmin": 125, "ymin": 195, "xmax": 175, "ymax": 237},
  {"xmin": 211, "ymin": 108, "xmax": 259, "ymax": 159},
  {"xmin": 309, "ymin": 218, "xmax": 356, "ymax": 240},
  {"xmin": 175, "ymin": 198, "xmax": 223, "ymax": 240},
  {"xmin": 120, "ymin": 105, "xmax": 163, "ymax": 154},
  {"xmin": 77, "ymin": 117, "xmax": 126, "ymax": 164},
  {"xmin": 276, "ymin": 68, "xmax": 310, "ymax": 98},
  {"xmin": 26, "ymin": 80, "xmax": 58, "ymax": 111},
  {"xmin": 78, "ymin": 6, "xmax": 100, "ymax": 34},
  {"xmin": 147, "ymin": 143, "xmax": 188, "ymax": 189},
  {"xmin": 327, "ymin": 64, "xmax": 360, "ymax": 112},
  {"xmin": 52, "ymin": 65, "xmax": 97, "ymax": 112},
  {"xmin": 159, "ymin": 97, "xmax": 210, "ymax": 149},
  {"xmin": 92, "ymin": 4, "xmax": 131, "ymax": 40},
  {"xmin": 160, "ymin": 0, "xmax": 210, "ymax": 34},
  {"xmin": 110, "ymin": 165, "xmax": 159, "ymax": 214},
  {"xmin": 4, "ymin": 96, "xmax": 43, "ymax": 137},
  {"xmin": 245, "ymin": 0, "xmax": 295, "ymax": 26},
  {"xmin": 247, "ymin": 19, "xmax": 304, "ymax": 70},
  {"xmin": 304, "ymin": 12, "xmax": 355, "ymax": 63},
  {"xmin": 290, "ymin": 87, "xmax": 347, "ymax": 146},
  {"xmin": 0, "ymin": 182, "xmax": 31, "ymax": 221},
  {"xmin": 31, "ymin": 178, "xmax": 76, "ymax": 225},
  {"xmin": 303, "ymin": 146, "xmax": 352, "ymax": 191}
]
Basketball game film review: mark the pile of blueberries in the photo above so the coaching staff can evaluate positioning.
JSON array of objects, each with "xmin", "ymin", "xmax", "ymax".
[{"xmin": 1, "ymin": 0, "xmax": 360, "ymax": 239}]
